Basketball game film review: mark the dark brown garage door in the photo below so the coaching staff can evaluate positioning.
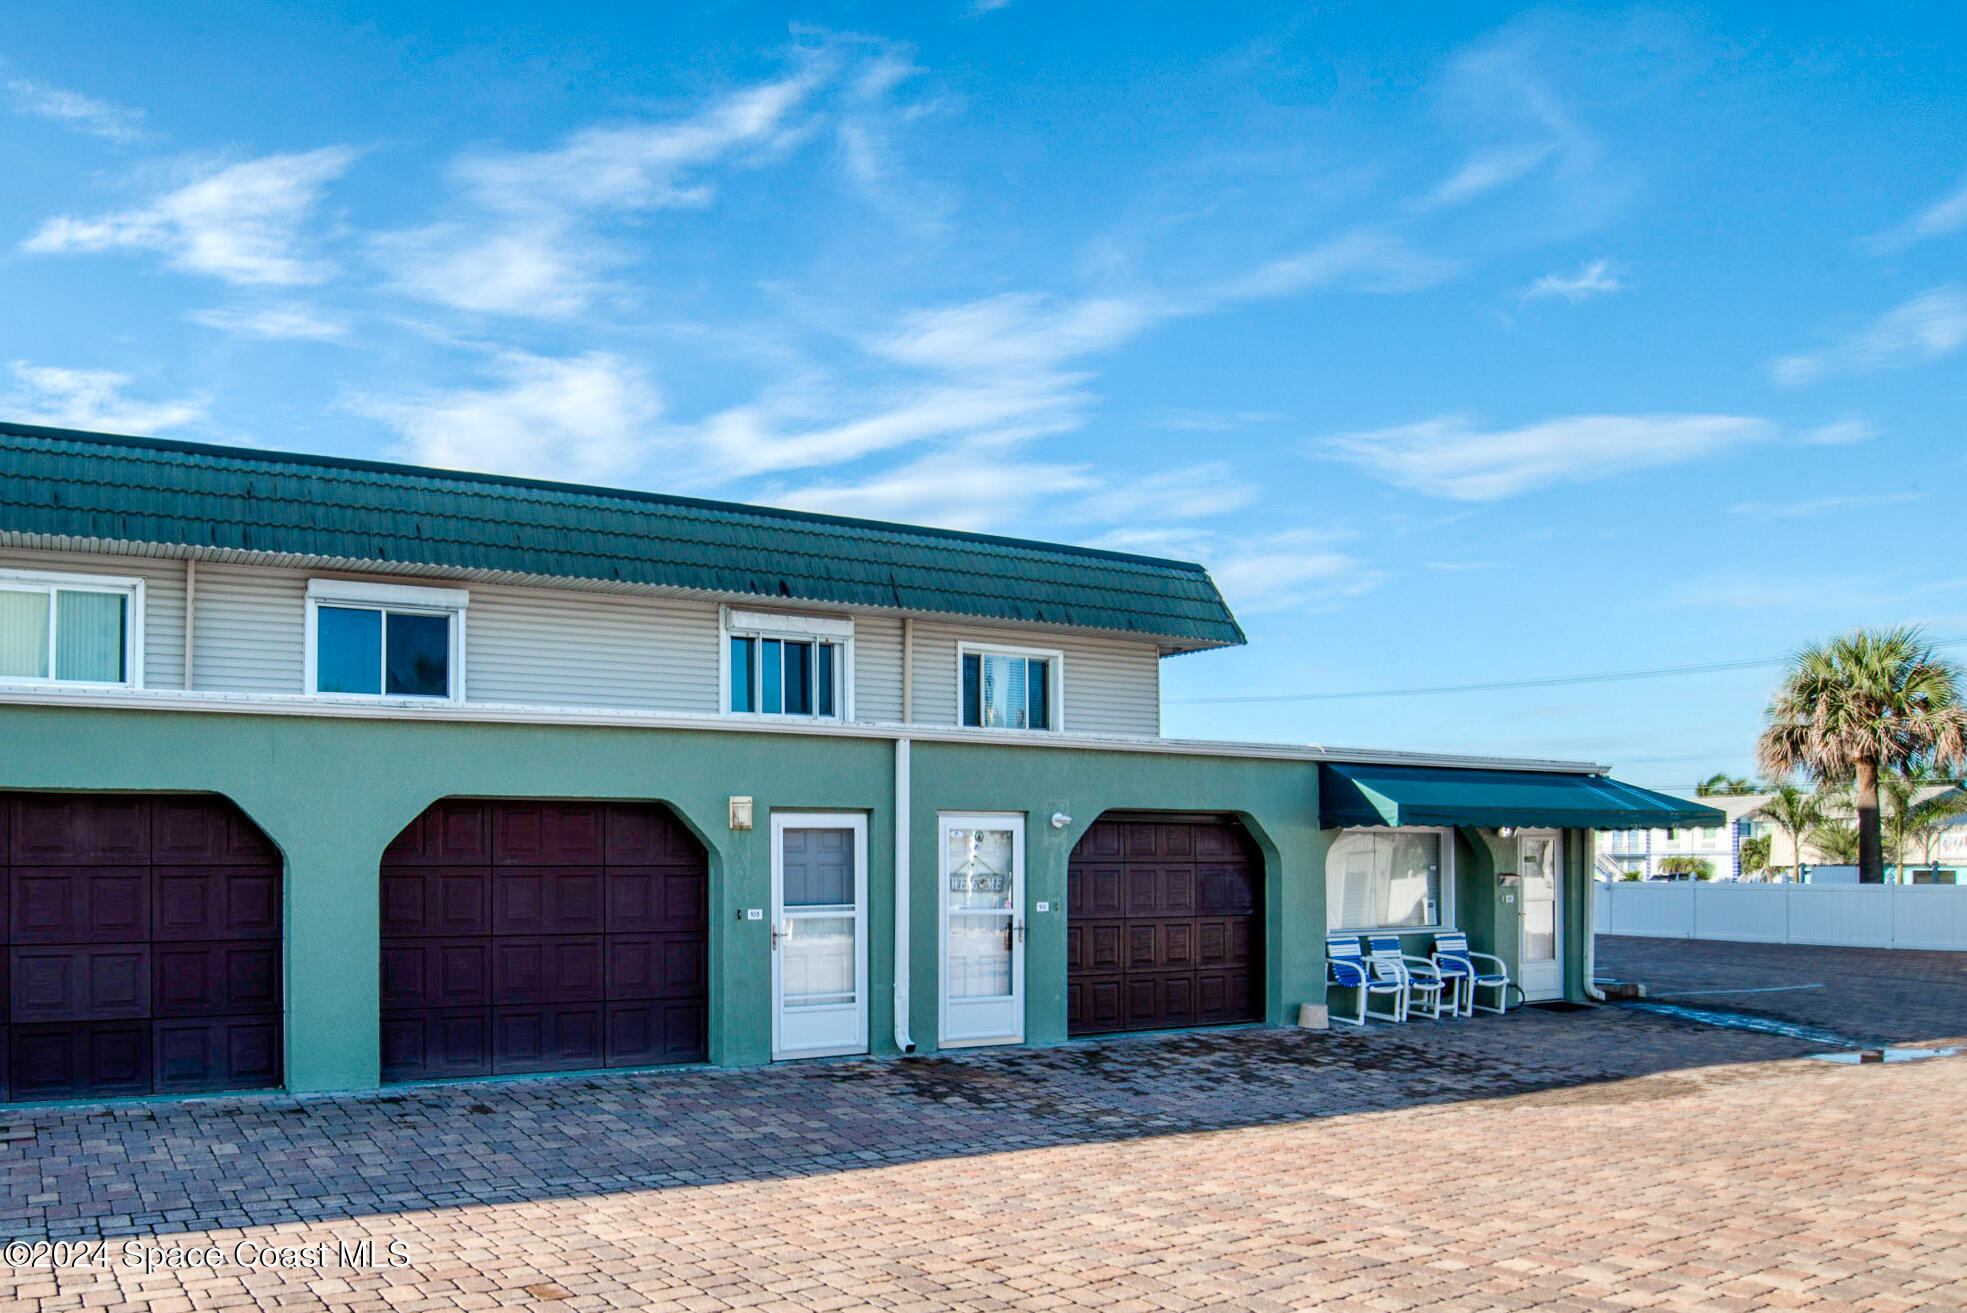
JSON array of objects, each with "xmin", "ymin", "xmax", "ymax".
[
  {"xmin": 1066, "ymin": 816, "xmax": 1262, "ymax": 1035},
  {"xmin": 2, "ymin": 792, "xmax": 282, "ymax": 1102},
  {"xmin": 379, "ymin": 800, "xmax": 708, "ymax": 1082}
]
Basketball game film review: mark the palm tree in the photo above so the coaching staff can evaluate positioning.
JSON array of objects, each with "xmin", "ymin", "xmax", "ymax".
[
  {"xmin": 1809, "ymin": 818, "xmax": 1860, "ymax": 864},
  {"xmin": 1758, "ymin": 627, "xmax": 1967, "ymax": 884},
  {"xmin": 1740, "ymin": 834, "xmax": 1773, "ymax": 879},
  {"xmin": 1757, "ymin": 781, "xmax": 1824, "ymax": 882},
  {"xmin": 1898, "ymin": 779, "xmax": 1967, "ymax": 878},
  {"xmin": 1696, "ymin": 772, "xmax": 1756, "ymax": 796}
]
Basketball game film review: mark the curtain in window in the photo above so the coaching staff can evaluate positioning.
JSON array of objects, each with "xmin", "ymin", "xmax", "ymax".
[
  {"xmin": 0, "ymin": 589, "xmax": 50, "ymax": 678},
  {"xmin": 966, "ymin": 653, "xmax": 1048, "ymax": 729},
  {"xmin": 980, "ymin": 652, "xmax": 1027, "ymax": 728},
  {"xmin": 1325, "ymin": 831, "xmax": 1443, "ymax": 930},
  {"xmin": 53, "ymin": 590, "xmax": 125, "ymax": 682}
]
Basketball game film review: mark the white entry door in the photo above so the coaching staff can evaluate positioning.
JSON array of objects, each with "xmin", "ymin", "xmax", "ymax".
[
  {"xmin": 1518, "ymin": 831, "xmax": 1563, "ymax": 1001},
  {"xmin": 939, "ymin": 814, "xmax": 1025, "ymax": 1047},
  {"xmin": 771, "ymin": 813, "xmax": 869, "ymax": 1060}
]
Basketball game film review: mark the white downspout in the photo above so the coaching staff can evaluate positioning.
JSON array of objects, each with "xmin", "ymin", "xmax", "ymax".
[
  {"xmin": 901, "ymin": 618, "xmax": 915, "ymax": 724},
  {"xmin": 893, "ymin": 736, "xmax": 915, "ymax": 1053},
  {"xmin": 182, "ymin": 557, "xmax": 197, "ymax": 691},
  {"xmin": 1582, "ymin": 828, "xmax": 1606, "ymax": 1002}
]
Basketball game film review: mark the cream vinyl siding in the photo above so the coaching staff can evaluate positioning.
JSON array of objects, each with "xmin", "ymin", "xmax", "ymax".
[
  {"xmin": 0, "ymin": 548, "xmax": 185, "ymax": 690},
  {"xmin": 466, "ymin": 584, "xmax": 719, "ymax": 712},
  {"xmin": 193, "ymin": 564, "xmax": 306, "ymax": 693},
  {"xmin": 853, "ymin": 614, "xmax": 904, "ymax": 722},
  {"xmin": 0, "ymin": 550, "xmax": 1166, "ymax": 729},
  {"xmin": 907, "ymin": 622, "xmax": 1161, "ymax": 737}
]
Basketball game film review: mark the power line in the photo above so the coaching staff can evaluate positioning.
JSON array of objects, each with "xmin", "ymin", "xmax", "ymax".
[{"xmin": 1172, "ymin": 634, "xmax": 1967, "ymax": 705}]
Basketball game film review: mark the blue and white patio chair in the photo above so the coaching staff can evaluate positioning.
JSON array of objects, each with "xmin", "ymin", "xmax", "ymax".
[
  {"xmin": 1367, "ymin": 934, "xmax": 1447, "ymax": 1020},
  {"xmin": 1431, "ymin": 931, "xmax": 1512, "ymax": 1016},
  {"xmin": 1326, "ymin": 933, "xmax": 1406, "ymax": 1025}
]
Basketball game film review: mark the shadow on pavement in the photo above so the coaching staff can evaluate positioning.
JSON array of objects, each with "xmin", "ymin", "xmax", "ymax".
[{"xmin": 0, "ymin": 1002, "xmax": 1837, "ymax": 1243}]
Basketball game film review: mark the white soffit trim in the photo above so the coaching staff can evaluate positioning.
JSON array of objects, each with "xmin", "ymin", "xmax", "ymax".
[
  {"xmin": 726, "ymin": 606, "xmax": 854, "ymax": 638},
  {"xmin": 307, "ymin": 578, "xmax": 469, "ymax": 609}
]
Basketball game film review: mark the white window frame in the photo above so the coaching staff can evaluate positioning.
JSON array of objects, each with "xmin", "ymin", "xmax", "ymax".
[
  {"xmin": 303, "ymin": 578, "xmax": 468, "ymax": 703},
  {"xmin": 1324, "ymin": 825, "xmax": 1457, "ymax": 934},
  {"xmin": 0, "ymin": 567, "xmax": 145, "ymax": 689},
  {"xmin": 720, "ymin": 606, "xmax": 855, "ymax": 721},
  {"xmin": 956, "ymin": 641, "xmax": 1065, "ymax": 733}
]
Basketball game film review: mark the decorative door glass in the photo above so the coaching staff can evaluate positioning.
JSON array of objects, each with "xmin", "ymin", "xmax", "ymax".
[{"xmin": 945, "ymin": 826, "xmax": 1015, "ymax": 999}]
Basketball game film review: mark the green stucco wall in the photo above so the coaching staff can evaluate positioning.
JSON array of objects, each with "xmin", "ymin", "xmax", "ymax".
[{"xmin": 0, "ymin": 703, "xmax": 1597, "ymax": 1096}]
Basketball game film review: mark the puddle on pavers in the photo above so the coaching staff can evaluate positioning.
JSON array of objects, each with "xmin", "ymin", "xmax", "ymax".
[
  {"xmin": 1621, "ymin": 1000, "xmax": 1963, "ymax": 1066},
  {"xmin": 1618, "ymin": 1000, "xmax": 1859, "ymax": 1048}
]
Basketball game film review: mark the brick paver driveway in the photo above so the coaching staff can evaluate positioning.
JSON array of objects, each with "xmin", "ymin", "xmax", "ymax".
[
  {"xmin": 4, "ymin": 993, "xmax": 1965, "ymax": 1311},
  {"xmin": 1597, "ymin": 933, "xmax": 1967, "ymax": 1045}
]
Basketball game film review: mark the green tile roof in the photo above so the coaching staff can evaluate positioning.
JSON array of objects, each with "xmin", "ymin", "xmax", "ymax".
[{"xmin": 0, "ymin": 421, "xmax": 1245, "ymax": 648}]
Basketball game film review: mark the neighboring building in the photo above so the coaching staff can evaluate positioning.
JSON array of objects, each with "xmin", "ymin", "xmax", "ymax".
[
  {"xmin": 0, "ymin": 422, "xmax": 1714, "ymax": 1103},
  {"xmin": 1598, "ymin": 787, "xmax": 1965, "ymax": 882},
  {"xmin": 1599, "ymin": 794, "xmax": 1772, "ymax": 880}
]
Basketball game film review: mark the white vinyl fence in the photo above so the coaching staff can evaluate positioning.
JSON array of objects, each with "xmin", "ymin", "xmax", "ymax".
[{"xmin": 1594, "ymin": 880, "xmax": 1967, "ymax": 951}]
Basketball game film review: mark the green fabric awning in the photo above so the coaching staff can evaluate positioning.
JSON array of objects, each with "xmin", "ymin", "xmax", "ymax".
[{"xmin": 1319, "ymin": 763, "xmax": 1726, "ymax": 830}]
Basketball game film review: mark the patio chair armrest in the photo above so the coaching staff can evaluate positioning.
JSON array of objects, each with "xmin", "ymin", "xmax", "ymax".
[
  {"xmin": 1401, "ymin": 954, "xmax": 1444, "ymax": 981},
  {"xmin": 1465, "ymin": 950, "xmax": 1509, "ymax": 973}
]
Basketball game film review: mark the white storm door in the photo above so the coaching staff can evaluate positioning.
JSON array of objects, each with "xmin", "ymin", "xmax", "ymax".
[
  {"xmin": 1518, "ymin": 831, "xmax": 1563, "ymax": 1001},
  {"xmin": 939, "ymin": 814, "xmax": 1025, "ymax": 1047},
  {"xmin": 771, "ymin": 814, "xmax": 869, "ymax": 1060}
]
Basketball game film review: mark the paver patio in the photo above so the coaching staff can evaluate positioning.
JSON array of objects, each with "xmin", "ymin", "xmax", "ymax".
[
  {"xmin": 3, "ymin": 949, "xmax": 1964, "ymax": 1312},
  {"xmin": 1596, "ymin": 934, "xmax": 1967, "ymax": 1045}
]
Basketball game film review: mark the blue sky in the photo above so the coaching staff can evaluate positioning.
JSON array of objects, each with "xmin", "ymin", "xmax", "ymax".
[{"xmin": 3, "ymin": 3, "xmax": 1964, "ymax": 787}]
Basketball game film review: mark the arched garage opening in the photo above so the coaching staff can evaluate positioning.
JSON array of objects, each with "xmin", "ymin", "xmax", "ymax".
[
  {"xmin": 379, "ymin": 799, "xmax": 709, "ymax": 1083},
  {"xmin": 1066, "ymin": 812, "xmax": 1263, "ymax": 1035},
  {"xmin": 2, "ymin": 791, "xmax": 282, "ymax": 1102}
]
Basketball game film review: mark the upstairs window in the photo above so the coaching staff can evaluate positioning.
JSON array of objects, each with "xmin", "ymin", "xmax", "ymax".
[
  {"xmin": 0, "ymin": 570, "xmax": 142, "ymax": 686},
  {"xmin": 960, "ymin": 644, "xmax": 1060, "ymax": 731},
  {"xmin": 305, "ymin": 580, "xmax": 466, "ymax": 700},
  {"xmin": 725, "ymin": 608, "xmax": 851, "ymax": 718}
]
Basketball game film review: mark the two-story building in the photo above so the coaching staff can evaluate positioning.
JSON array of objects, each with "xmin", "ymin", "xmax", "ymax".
[{"xmin": 0, "ymin": 421, "xmax": 1719, "ymax": 1103}]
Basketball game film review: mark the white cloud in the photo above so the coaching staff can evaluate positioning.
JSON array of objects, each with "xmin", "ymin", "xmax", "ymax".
[
  {"xmin": 1207, "ymin": 530, "xmax": 1386, "ymax": 614},
  {"xmin": 354, "ymin": 351, "xmax": 664, "ymax": 484},
  {"xmin": 1154, "ymin": 409, "xmax": 1284, "ymax": 432},
  {"xmin": 188, "ymin": 304, "xmax": 349, "ymax": 342},
  {"xmin": 1521, "ymin": 258, "xmax": 1623, "ymax": 303},
  {"xmin": 675, "ymin": 292, "xmax": 1162, "ymax": 481},
  {"xmin": 376, "ymin": 70, "xmax": 825, "ymax": 317},
  {"xmin": 24, "ymin": 147, "xmax": 358, "ymax": 286},
  {"xmin": 3, "ymin": 362, "xmax": 205, "ymax": 432},
  {"xmin": 1218, "ymin": 230, "xmax": 1461, "ymax": 302},
  {"xmin": 1728, "ymin": 492, "xmax": 1923, "ymax": 521},
  {"xmin": 1771, "ymin": 287, "xmax": 1967, "ymax": 386},
  {"xmin": 1420, "ymin": 143, "xmax": 1554, "ymax": 210},
  {"xmin": 1323, "ymin": 412, "xmax": 1773, "ymax": 501},
  {"xmin": 1075, "ymin": 463, "xmax": 1256, "ymax": 523},
  {"xmin": 5, "ymin": 76, "xmax": 146, "ymax": 143},
  {"xmin": 1798, "ymin": 418, "xmax": 1876, "ymax": 447},
  {"xmin": 1865, "ymin": 174, "xmax": 1967, "ymax": 252},
  {"xmin": 765, "ymin": 446, "xmax": 1098, "ymax": 531},
  {"xmin": 1082, "ymin": 525, "xmax": 1382, "ymax": 615}
]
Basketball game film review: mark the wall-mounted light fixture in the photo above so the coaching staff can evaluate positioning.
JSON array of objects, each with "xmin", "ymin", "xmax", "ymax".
[
  {"xmin": 1498, "ymin": 825, "xmax": 1518, "ymax": 839},
  {"xmin": 729, "ymin": 796, "xmax": 754, "ymax": 830},
  {"xmin": 1050, "ymin": 812, "xmax": 1072, "ymax": 830}
]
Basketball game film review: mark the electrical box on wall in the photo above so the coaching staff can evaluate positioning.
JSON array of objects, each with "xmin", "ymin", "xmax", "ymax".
[{"xmin": 729, "ymin": 796, "xmax": 754, "ymax": 830}]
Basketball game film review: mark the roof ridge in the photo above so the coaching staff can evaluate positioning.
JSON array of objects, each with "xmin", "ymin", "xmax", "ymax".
[{"xmin": 0, "ymin": 419, "xmax": 1215, "ymax": 575}]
